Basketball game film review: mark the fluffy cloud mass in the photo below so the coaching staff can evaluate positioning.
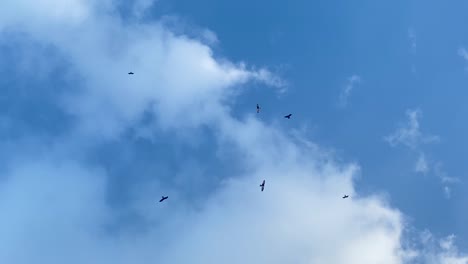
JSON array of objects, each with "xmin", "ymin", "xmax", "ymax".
[{"xmin": 0, "ymin": 1, "xmax": 466, "ymax": 264}]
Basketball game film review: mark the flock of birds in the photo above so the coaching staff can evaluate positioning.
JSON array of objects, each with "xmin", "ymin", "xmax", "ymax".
[{"xmin": 127, "ymin": 72, "xmax": 349, "ymax": 203}]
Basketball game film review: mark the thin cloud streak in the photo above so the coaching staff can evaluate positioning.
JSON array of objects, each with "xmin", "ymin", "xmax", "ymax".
[
  {"xmin": 385, "ymin": 109, "xmax": 457, "ymax": 199},
  {"xmin": 338, "ymin": 74, "xmax": 361, "ymax": 108}
]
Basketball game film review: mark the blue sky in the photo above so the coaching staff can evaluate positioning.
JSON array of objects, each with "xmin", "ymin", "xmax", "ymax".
[
  {"xmin": 154, "ymin": 0, "xmax": 468, "ymax": 243},
  {"xmin": 1, "ymin": 0, "xmax": 468, "ymax": 263}
]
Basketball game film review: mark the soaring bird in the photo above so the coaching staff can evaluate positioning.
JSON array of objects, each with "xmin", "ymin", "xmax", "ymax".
[
  {"xmin": 257, "ymin": 104, "xmax": 261, "ymax": 113},
  {"xmin": 259, "ymin": 180, "xmax": 265, "ymax": 192},
  {"xmin": 128, "ymin": 72, "xmax": 134, "ymax": 75},
  {"xmin": 342, "ymin": 195, "xmax": 349, "ymax": 199},
  {"xmin": 159, "ymin": 196, "xmax": 168, "ymax": 202},
  {"xmin": 284, "ymin": 114, "xmax": 292, "ymax": 119}
]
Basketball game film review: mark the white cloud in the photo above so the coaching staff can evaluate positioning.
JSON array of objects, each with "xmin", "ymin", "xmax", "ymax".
[
  {"xmin": 415, "ymin": 153, "xmax": 429, "ymax": 174},
  {"xmin": 433, "ymin": 162, "xmax": 459, "ymax": 184},
  {"xmin": 158, "ymin": 15, "xmax": 220, "ymax": 46},
  {"xmin": 416, "ymin": 232, "xmax": 468, "ymax": 264},
  {"xmin": 458, "ymin": 47, "xmax": 468, "ymax": 71},
  {"xmin": 0, "ymin": 3, "xmax": 284, "ymax": 138},
  {"xmin": 386, "ymin": 109, "xmax": 458, "ymax": 198},
  {"xmin": 385, "ymin": 109, "xmax": 439, "ymax": 150},
  {"xmin": 0, "ymin": 141, "xmax": 409, "ymax": 264},
  {"xmin": 200, "ymin": 28, "xmax": 219, "ymax": 45},
  {"xmin": 0, "ymin": 1, "xmax": 467, "ymax": 264},
  {"xmin": 338, "ymin": 74, "xmax": 361, "ymax": 108},
  {"xmin": 0, "ymin": 0, "xmax": 108, "ymax": 30},
  {"xmin": 434, "ymin": 163, "xmax": 459, "ymax": 200},
  {"xmin": 131, "ymin": 0, "xmax": 155, "ymax": 18},
  {"xmin": 443, "ymin": 186, "xmax": 451, "ymax": 199},
  {"xmin": 458, "ymin": 47, "xmax": 468, "ymax": 61}
]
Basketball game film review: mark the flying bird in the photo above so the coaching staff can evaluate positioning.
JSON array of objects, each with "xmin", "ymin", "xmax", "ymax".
[
  {"xmin": 128, "ymin": 72, "xmax": 134, "ymax": 75},
  {"xmin": 342, "ymin": 195, "xmax": 349, "ymax": 199},
  {"xmin": 284, "ymin": 114, "xmax": 292, "ymax": 119},
  {"xmin": 257, "ymin": 104, "xmax": 261, "ymax": 113},
  {"xmin": 159, "ymin": 196, "xmax": 168, "ymax": 202},
  {"xmin": 259, "ymin": 180, "xmax": 265, "ymax": 192}
]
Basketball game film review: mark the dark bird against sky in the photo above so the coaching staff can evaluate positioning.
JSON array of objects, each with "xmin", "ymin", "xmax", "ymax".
[{"xmin": 260, "ymin": 180, "xmax": 265, "ymax": 192}]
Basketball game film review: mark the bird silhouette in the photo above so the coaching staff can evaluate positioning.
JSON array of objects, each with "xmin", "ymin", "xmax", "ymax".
[
  {"xmin": 128, "ymin": 72, "xmax": 134, "ymax": 75},
  {"xmin": 342, "ymin": 195, "xmax": 349, "ymax": 199},
  {"xmin": 284, "ymin": 114, "xmax": 292, "ymax": 119},
  {"xmin": 159, "ymin": 196, "xmax": 168, "ymax": 202},
  {"xmin": 259, "ymin": 180, "xmax": 265, "ymax": 192},
  {"xmin": 257, "ymin": 104, "xmax": 261, "ymax": 113}
]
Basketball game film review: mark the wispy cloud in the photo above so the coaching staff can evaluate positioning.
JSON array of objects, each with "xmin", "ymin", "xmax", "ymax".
[
  {"xmin": 415, "ymin": 231, "xmax": 468, "ymax": 263},
  {"xmin": 338, "ymin": 74, "xmax": 361, "ymax": 108},
  {"xmin": 415, "ymin": 153, "xmax": 429, "ymax": 174},
  {"xmin": 385, "ymin": 109, "xmax": 439, "ymax": 151},
  {"xmin": 443, "ymin": 186, "xmax": 451, "ymax": 199},
  {"xmin": 434, "ymin": 162, "xmax": 460, "ymax": 200},
  {"xmin": 458, "ymin": 47, "xmax": 468, "ymax": 61},
  {"xmin": 385, "ymin": 109, "xmax": 458, "ymax": 198},
  {"xmin": 159, "ymin": 15, "xmax": 220, "ymax": 46},
  {"xmin": 457, "ymin": 47, "xmax": 468, "ymax": 71},
  {"xmin": 434, "ymin": 162, "xmax": 459, "ymax": 184}
]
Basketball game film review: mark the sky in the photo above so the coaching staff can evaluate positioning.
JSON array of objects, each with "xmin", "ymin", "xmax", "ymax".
[{"xmin": 1, "ymin": 0, "xmax": 468, "ymax": 263}]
